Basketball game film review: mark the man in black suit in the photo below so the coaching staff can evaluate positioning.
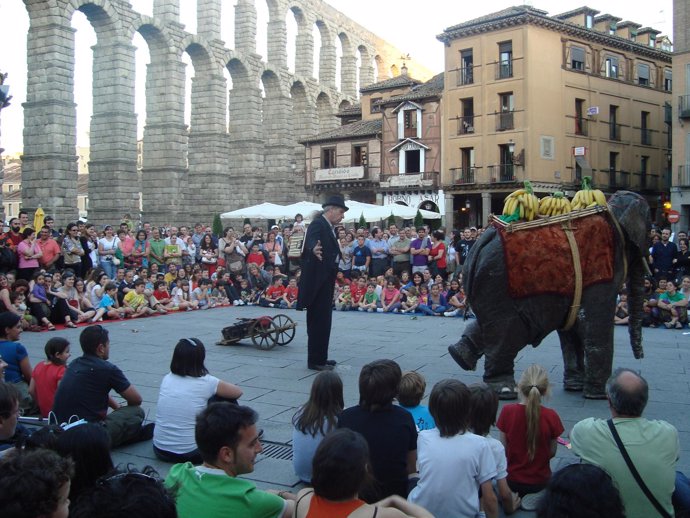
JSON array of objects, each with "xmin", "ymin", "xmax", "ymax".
[{"xmin": 297, "ymin": 195, "xmax": 348, "ymax": 370}]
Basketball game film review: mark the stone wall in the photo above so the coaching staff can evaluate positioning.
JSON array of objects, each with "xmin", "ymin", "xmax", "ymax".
[{"xmin": 21, "ymin": 0, "xmax": 429, "ymax": 226}]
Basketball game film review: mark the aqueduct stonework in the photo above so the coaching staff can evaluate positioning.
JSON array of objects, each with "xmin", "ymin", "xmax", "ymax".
[{"xmin": 19, "ymin": 0, "xmax": 428, "ymax": 226}]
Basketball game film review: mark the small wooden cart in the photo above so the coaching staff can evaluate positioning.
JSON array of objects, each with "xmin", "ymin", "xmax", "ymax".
[{"xmin": 217, "ymin": 314, "xmax": 297, "ymax": 350}]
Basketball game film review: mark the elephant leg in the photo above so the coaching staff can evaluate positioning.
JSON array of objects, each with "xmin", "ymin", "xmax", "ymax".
[
  {"xmin": 482, "ymin": 317, "xmax": 531, "ymax": 400},
  {"xmin": 558, "ymin": 328, "xmax": 585, "ymax": 391},
  {"xmin": 448, "ymin": 320, "xmax": 484, "ymax": 371},
  {"xmin": 583, "ymin": 326, "xmax": 613, "ymax": 399}
]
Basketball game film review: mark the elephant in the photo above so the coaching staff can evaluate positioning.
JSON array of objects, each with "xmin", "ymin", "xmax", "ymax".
[{"xmin": 448, "ymin": 191, "xmax": 650, "ymax": 399}]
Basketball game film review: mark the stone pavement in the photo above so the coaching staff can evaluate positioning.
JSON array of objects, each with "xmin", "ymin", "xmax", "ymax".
[{"xmin": 19, "ymin": 307, "xmax": 690, "ymax": 517}]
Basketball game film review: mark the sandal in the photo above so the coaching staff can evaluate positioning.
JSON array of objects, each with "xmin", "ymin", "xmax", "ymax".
[
  {"xmin": 65, "ymin": 321, "xmax": 77, "ymax": 328},
  {"xmin": 46, "ymin": 324, "xmax": 56, "ymax": 331},
  {"xmin": 676, "ymin": 322, "xmax": 683, "ymax": 329}
]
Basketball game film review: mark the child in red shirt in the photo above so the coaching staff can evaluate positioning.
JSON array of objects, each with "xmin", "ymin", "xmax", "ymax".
[
  {"xmin": 261, "ymin": 276, "xmax": 286, "ymax": 307},
  {"xmin": 28, "ymin": 337, "xmax": 70, "ymax": 417},
  {"xmin": 350, "ymin": 276, "xmax": 367, "ymax": 310},
  {"xmin": 246, "ymin": 244, "xmax": 266, "ymax": 269},
  {"xmin": 153, "ymin": 280, "xmax": 174, "ymax": 309},
  {"xmin": 282, "ymin": 277, "xmax": 299, "ymax": 309}
]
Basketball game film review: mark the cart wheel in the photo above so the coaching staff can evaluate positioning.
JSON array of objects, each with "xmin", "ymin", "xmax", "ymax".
[
  {"xmin": 249, "ymin": 319, "xmax": 279, "ymax": 350},
  {"xmin": 271, "ymin": 314, "xmax": 296, "ymax": 346}
]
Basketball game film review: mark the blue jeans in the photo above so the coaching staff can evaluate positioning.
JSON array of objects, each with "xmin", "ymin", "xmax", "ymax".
[
  {"xmin": 100, "ymin": 259, "xmax": 116, "ymax": 279},
  {"xmin": 417, "ymin": 304, "xmax": 446, "ymax": 316},
  {"xmin": 675, "ymin": 471, "xmax": 690, "ymax": 514}
]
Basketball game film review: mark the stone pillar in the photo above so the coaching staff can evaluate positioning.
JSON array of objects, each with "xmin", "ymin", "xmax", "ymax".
[
  {"xmin": 153, "ymin": 0, "xmax": 180, "ymax": 21},
  {"xmin": 263, "ymin": 90, "xmax": 296, "ymax": 202},
  {"xmin": 141, "ymin": 55, "xmax": 188, "ymax": 225},
  {"xmin": 228, "ymin": 84, "xmax": 265, "ymax": 206},
  {"xmin": 481, "ymin": 191, "xmax": 492, "ymax": 227},
  {"xmin": 267, "ymin": 18, "xmax": 287, "ymax": 68},
  {"xmin": 444, "ymin": 192, "xmax": 454, "ymax": 228},
  {"xmin": 87, "ymin": 39, "xmax": 140, "ymax": 227},
  {"xmin": 295, "ymin": 27, "xmax": 314, "ymax": 78},
  {"xmin": 22, "ymin": 18, "xmax": 78, "ymax": 225},
  {"xmin": 187, "ymin": 72, "xmax": 230, "ymax": 222},
  {"xmin": 359, "ymin": 59, "xmax": 375, "ymax": 89},
  {"xmin": 319, "ymin": 42, "xmax": 337, "ymax": 86},
  {"xmin": 290, "ymin": 90, "xmax": 318, "ymax": 180},
  {"xmin": 197, "ymin": 0, "xmax": 222, "ymax": 40},
  {"xmin": 234, "ymin": 0, "xmax": 257, "ymax": 55},
  {"xmin": 341, "ymin": 54, "xmax": 357, "ymax": 97}
]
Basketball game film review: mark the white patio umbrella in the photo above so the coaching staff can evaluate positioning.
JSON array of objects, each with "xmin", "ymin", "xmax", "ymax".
[
  {"xmin": 220, "ymin": 202, "xmax": 286, "ymax": 220},
  {"xmin": 281, "ymin": 201, "xmax": 323, "ymax": 220}
]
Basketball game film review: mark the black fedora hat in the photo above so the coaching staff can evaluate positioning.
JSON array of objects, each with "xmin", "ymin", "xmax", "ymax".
[{"xmin": 322, "ymin": 194, "xmax": 349, "ymax": 212}]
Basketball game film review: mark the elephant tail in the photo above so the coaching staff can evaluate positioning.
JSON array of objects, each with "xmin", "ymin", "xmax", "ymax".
[{"xmin": 627, "ymin": 251, "xmax": 645, "ymax": 359}]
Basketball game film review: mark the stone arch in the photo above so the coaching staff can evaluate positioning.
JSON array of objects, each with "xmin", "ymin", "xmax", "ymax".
[
  {"xmin": 357, "ymin": 44, "xmax": 374, "ymax": 89},
  {"xmin": 314, "ymin": 19, "xmax": 336, "ymax": 86},
  {"xmin": 390, "ymin": 64, "xmax": 399, "ymax": 77},
  {"xmin": 290, "ymin": 80, "xmax": 317, "ymax": 174},
  {"xmin": 264, "ymin": 0, "xmax": 288, "ymax": 67},
  {"xmin": 374, "ymin": 54, "xmax": 386, "ymax": 81},
  {"xmin": 66, "ymin": 0, "xmax": 123, "ymax": 37},
  {"xmin": 316, "ymin": 91, "xmax": 338, "ymax": 132},
  {"xmin": 339, "ymin": 100, "xmax": 351, "ymax": 111},
  {"xmin": 338, "ymin": 31, "xmax": 356, "ymax": 97},
  {"xmin": 287, "ymin": 4, "xmax": 312, "ymax": 77}
]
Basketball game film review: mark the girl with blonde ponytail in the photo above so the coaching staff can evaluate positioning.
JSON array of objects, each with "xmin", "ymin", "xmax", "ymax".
[{"xmin": 497, "ymin": 365, "xmax": 564, "ymax": 499}]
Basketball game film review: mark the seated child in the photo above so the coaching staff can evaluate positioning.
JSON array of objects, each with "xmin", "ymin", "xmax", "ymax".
[
  {"xmin": 470, "ymin": 384, "xmax": 521, "ymax": 515},
  {"xmin": 282, "ymin": 277, "xmax": 299, "ymax": 309},
  {"xmin": 28, "ymin": 337, "xmax": 70, "ymax": 418},
  {"xmin": 418, "ymin": 283, "xmax": 446, "ymax": 316},
  {"xmin": 379, "ymin": 276, "xmax": 401, "ymax": 313},
  {"xmin": 350, "ymin": 276, "xmax": 367, "ymax": 310},
  {"xmin": 398, "ymin": 370, "xmax": 435, "ymax": 431},
  {"xmin": 124, "ymin": 280, "xmax": 156, "ymax": 318},
  {"xmin": 11, "ymin": 291, "xmax": 36, "ymax": 328},
  {"xmin": 191, "ymin": 278, "xmax": 212, "ymax": 309},
  {"xmin": 401, "ymin": 286, "xmax": 420, "ymax": 313},
  {"xmin": 246, "ymin": 244, "xmax": 265, "ymax": 270},
  {"xmin": 152, "ymin": 280, "xmax": 174, "ymax": 309},
  {"xmin": 444, "ymin": 279, "xmax": 467, "ymax": 317},
  {"xmin": 92, "ymin": 282, "xmax": 132, "ymax": 321},
  {"xmin": 171, "ymin": 279, "xmax": 198, "ymax": 311},
  {"xmin": 357, "ymin": 282, "xmax": 379, "ymax": 312},
  {"xmin": 614, "ymin": 290, "xmax": 629, "ymax": 325},
  {"xmin": 238, "ymin": 279, "xmax": 256, "ymax": 306},
  {"xmin": 261, "ymin": 276, "xmax": 286, "ymax": 308},
  {"xmin": 335, "ymin": 284, "xmax": 352, "ymax": 311}
]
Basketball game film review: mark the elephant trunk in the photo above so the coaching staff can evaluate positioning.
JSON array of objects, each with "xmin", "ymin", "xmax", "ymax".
[{"xmin": 627, "ymin": 251, "xmax": 645, "ymax": 359}]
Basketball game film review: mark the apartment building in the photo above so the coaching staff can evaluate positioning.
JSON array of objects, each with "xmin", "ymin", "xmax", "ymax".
[
  {"xmin": 671, "ymin": 0, "xmax": 690, "ymax": 230},
  {"xmin": 438, "ymin": 5, "xmax": 672, "ymax": 228}
]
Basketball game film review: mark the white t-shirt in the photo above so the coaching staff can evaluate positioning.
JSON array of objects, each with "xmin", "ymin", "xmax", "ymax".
[
  {"xmin": 408, "ymin": 429, "xmax": 496, "ymax": 518},
  {"xmin": 98, "ymin": 236, "xmax": 120, "ymax": 257},
  {"xmin": 153, "ymin": 373, "xmax": 220, "ymax": 454},
  {"xmin": 90, "ymin": 283, "xmax": 104, "ymax": 308},
  {"xmin": 484, "ymin": 434, "xmax": 508, "ymax": 480}
]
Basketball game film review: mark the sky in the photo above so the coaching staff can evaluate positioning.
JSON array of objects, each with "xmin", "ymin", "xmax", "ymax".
[{"xmin": 0, "ymin": 0, "xmax": 673, "ymax": 155}]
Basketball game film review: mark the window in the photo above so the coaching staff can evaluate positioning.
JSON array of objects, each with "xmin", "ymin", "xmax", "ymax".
[
  {"xmin": 459, "ymin": 98, "xmax": 474, "ymax": 134},
  {"xmin": 585, "ymin": 14, "xmax": 593, "ymax": 28},
  {"xmin": 321, "ymin": 147, "xmax": 336, "ymax": 169},
  {"xmin": 497, "ymin": 92, "xmax": 514, "ymax": 131},
  {"xmin": 404, "ymin": 109, "xmax": 418, "ymax": 138},
  {"xmin": 498, "ymin": 143, "xmax": 515, "ymax": 181},
  {"xmin": 649, "ymin": 35, "xmax": 656, "ymax": 48},
  {"xmin": 570, "ymin": 46, "xmax": 585, "ymax": 71},
  {"xmin": 370, "ymin": 97, "xmax": 382, "ymax": 114},
  {"xmin": 352, "ymin": 145, "xmax": 367, "ymax": 167},
  {"xmin": 605, "ymin": 56, "xmax": 619, "ymax": 78},
  {"xmin": 664, "ymin": 69, "xmax": 672, "ymax": 91},
  {"xmin": 405, "ymin": 150, "xmax": 420, "ymax": 173},
  {"xmin": 640, "ymin": 155, "xmax": 649, "ymax": 188},
  {"xmin": 641, "ymin": 111, "xmax": 651, "ymax": 145},
  {"xmin": 630, "ymin": 30, "xmax": 637, "ymax": 42},
  {"xmin": 609, "ymin": 152, "xmax": 618, "ymax": 181},
  {"xmin": 609, "ymin": 105, "xmax": 620, "ymax": 141},
  {"xmin": 637, "ymin": 63, "xmax": 650, "ymax": 86},
  {"xmin": 498, "ymin": 41, "xmax": 513, "ymax": 79},
  {"xmin": 575, "ymin": 99, "xmax": 586, "ymax": 135},
  {"xmin": 609, "ymin": 23, "xmax": 616, "ymax": 35},
  {"xmin": 460, "ymin": 49, "xmax": 473, "ymax": 85},
  {"xmin": 458, "ymin": 147, "xmax": 475, "ymax": 183}
]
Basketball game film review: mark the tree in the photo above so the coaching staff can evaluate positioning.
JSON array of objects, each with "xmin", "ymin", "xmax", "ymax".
[
  {"xmin": 243, "ymin": 218, "xmax": 251, "ymax": 226},
  {"xmin": 358, "ymin": 212, "xmax": 367, "ymax": 229},
  {"xmin": 387, "ymin": 213, "xmax": 396, "ymax": 227},
  {"xmin": 212, "ymin": 213, "xmax": 223, "ymax": 237},
  {"xmin": 414, "ymin": 210, "xmax": 424, "ymax": 228}
]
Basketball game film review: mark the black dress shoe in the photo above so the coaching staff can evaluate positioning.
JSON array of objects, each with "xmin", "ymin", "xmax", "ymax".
[
  {"xmin": 308, "ymin": 363, "xmax": 334, "ymax": 371},
  {"xmin": 325, "ymin": 359, "xmax": 337, "ymax": 366}
]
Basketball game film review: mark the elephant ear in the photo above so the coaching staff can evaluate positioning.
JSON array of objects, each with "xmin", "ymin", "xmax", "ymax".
[{"xmin": 607, "ymin": 191, "xmax": 651, "ymax": 253}]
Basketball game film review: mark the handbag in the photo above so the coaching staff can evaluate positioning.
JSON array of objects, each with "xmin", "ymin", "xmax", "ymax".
[{"xmin": 607, "ymin": 419, "xmax": 672, "ymax": 518}]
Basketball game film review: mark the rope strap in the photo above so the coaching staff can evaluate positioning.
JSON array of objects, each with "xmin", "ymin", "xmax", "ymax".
[{"xmin": 562, "ymin": 221, "xmax": 583, "ymax": 331}]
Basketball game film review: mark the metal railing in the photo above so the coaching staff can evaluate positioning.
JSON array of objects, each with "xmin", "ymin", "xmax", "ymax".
[
  {"xmin": 489, "ymin": 164, "xmax": 515, "ymax": 182},
  {"xmin": 457, "ymin": 66, "xmax": 474, "ymax": 86},
  {"xmin": 450, "ymin": 167, "xmax": 476, "ymax": 184},
  {"xmin": 379, "ymin": 171, "xmax": 439, "ymax": 188},
  {"xmin": 640, "ymin": 129, "xmax": 652, "ymax": 146},
  {"xmin": 575, "ymin": 118, "xmax": 588, "ymax": 136},
  {"xmin": 496, "ymin": 111, "xmax": 514, "ymax": 131},
  {"xmin": 496, "ymin": 61, "xmax": 513, "ymax": 79},
  {"xmin": 457, "ymin": 115, "xmax": 475, "ymax": 135},
  {"xmin": 609, "ymin": 123, "xmax": 622, "ymax": 141},
  {"xmin": 680, "ymin": 95, "xmax": 690, "ymax": 118}
]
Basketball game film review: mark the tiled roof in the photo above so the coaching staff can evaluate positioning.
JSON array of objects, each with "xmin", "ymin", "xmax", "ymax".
[
  {"xmin": 4, "ymin": 190, "xmax": 21, "ymax": 202},
  {"xmin": 77, "ymin": 174, "xmax": 88, "ymax": 196},
  {"xmin": 300, "ymin": 119, "xmax": 382, "ymax": 145},
  {"xmin": 616, "ymin": 20, "xmax": 641, "ymax": 29},
  {"xmin": 441, "ymin": 5, "xmax": 547, "ymax": 33},
  {"xmin": 594, "ymin": 13, "xmax": 621, "ymax": 23},
  {"xmin": 2, "ymin": 163, "xmax": 21, "ymax": 184},
  {"xmin": 337, "ymin": 103, "xmax": 362, "ymax": 117},
  {"xmin": 380, "ymin": 73, "xmax": 444, "ymax": 105},
  {"xmin": 637, "ymin": 27, "xmax": 661, "ymax": 35},
  {"xmin": 553, "ymin": 6, "xmax": 599, "ymax": 19},
  {"xmin": 360, "ymin": 74, "xmax": 422, "ymax": 93}
]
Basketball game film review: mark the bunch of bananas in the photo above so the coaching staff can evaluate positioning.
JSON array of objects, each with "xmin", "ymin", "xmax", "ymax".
[
  {"xmin": 502, "ymin": 188, "xmax": 540, "ymax": 221},
  {"xmin": 571, "ymin": 176, "xmax": 607, "ymax": 210},
  {"xmin": 538, "ymin": 192, "xmax": 572, "ymax": 217}
]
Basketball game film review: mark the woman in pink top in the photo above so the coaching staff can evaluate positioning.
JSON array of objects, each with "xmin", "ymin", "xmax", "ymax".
[{"xmin": 16, "ymin": 228, "xmax": 42, "ymax": 281}]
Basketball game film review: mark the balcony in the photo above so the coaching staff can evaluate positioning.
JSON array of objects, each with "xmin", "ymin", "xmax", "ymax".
[
  {"xmin": 379, "ymin": 171, "xmax": 439, "ymax": 189},
  {"xmin": 457, "ymin": 66, "xmax": 474, "ymax": 86},
  {"xmin": 574, "ymin": 118, "xmax": 588, "ymax": 136},
  {"xmin": 496, "ymin": 60, "xmax": 513, "ymax": 80},
  {"xmin": 680, "ymin": 95, "xmax": 690, "ymax": 119},
  {"xmin": 678, "ymin": 164, "xmax": 690, "ymax": 187},
  {"xmin": 457, "ymin": 115, "xmax": 475, "ymax": 135},
  {"xmin": 451, "ymin": 167, "xmax": 476, "ymax": 185},
  {"xmin": 640, "ymin": 129, "xmax": 652, "ymax": 146},
  {"xmin": 489, "ymin": 164, "xmax": 515, "ymax": 182},
  {"xmin": 496, "ymin": 111, "xmax": 514, "ymax": 131},
  {"xmin": 609, "ymin": 123, "xmax": 622, "ymax": 141}
]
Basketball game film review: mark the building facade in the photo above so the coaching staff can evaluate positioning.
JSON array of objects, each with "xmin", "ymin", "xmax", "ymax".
[
  {"xmin": 438, "ymin": 6, "xmax": 672, "ymax": 228},
  {"xmin": 671, "ymin": 0, "xmax": 690, "ymax": 230},
  {"xmin": 302, "ymin": 71, "xmax": 445, "ymax": 216}
]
